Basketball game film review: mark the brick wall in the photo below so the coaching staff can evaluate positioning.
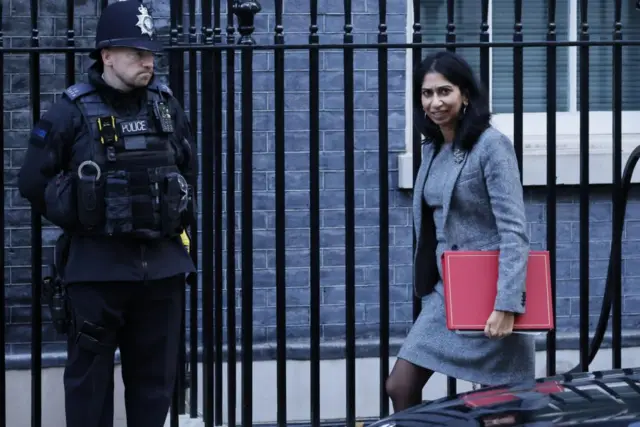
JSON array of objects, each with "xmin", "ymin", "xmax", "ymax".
[{"xmin": 3, "ymin": 0, "xmax": 640, "ymax": 362}]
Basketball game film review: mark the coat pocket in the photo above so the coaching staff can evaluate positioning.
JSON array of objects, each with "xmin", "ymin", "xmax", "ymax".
[{"xmin": 477, "ymin": 237, "xmax": 501, "ymax": 251}]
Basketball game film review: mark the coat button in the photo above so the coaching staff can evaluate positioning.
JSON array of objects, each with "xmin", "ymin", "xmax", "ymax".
[{"xmin": 451, "ymin": 244, "xmax": 459, "ymax": 250}]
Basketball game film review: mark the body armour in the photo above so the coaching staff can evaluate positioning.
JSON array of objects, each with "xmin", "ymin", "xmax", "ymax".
[{"xmin": 63, "ymin": 81, "xmax": 189, "ymax": 240}]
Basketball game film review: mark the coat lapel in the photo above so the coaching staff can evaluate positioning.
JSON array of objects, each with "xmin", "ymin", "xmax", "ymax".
[
  {"xmin": 441, "ymin": 144, "xmax": 469, "ymax": 227},
  {"xmin": 413, "ymin": 142, "xmax": 437, "ymax": 236}
]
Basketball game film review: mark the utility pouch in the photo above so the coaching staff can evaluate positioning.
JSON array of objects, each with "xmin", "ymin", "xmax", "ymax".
[
  {"xmin": 42, "ymin": 233, "xmax": 72, "ymax": 335},
  {"xmin": 161, "ymin": 172, "xmax": 188, "ymax": 236},
  {"xmin": 181, "ymin": 184, "xmax": 196, "ymax": 227},
  {"xmin": 104, "ymin": 170, "xmax": 134, "ymax": 235},
  {"xmin": 76, "ymin": 160, "xmax": 105, "ymax": 230}
]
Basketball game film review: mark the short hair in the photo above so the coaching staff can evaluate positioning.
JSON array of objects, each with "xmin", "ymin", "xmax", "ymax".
[{"xmin": 413, "ymin": 50, "xmax": 491, "ymax": 151}]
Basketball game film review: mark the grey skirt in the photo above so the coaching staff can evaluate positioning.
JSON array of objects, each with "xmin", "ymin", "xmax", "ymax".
[{"xmin": 396, "ymin": 282, "xmax": 536, "ymax": 386}]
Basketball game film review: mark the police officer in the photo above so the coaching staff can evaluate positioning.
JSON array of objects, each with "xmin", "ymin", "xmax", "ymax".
[{"xmin": 18, "ymin": 1, "xmax": 196, "ymax": 426}]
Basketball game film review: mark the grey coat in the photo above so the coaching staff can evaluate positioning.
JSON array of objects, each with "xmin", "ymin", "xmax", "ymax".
[
  {"xmin": 412, "ymin": 126, "xmax": 530, "ymax": 314},
  {"xmin": 396, "ymin": 126, "xmax": 535, "ymax": 386}
]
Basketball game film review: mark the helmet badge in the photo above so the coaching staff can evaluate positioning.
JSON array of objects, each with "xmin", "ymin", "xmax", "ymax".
[{"xmin": 135, "ymin": 4, "xmax": 155, "ymax": 37}]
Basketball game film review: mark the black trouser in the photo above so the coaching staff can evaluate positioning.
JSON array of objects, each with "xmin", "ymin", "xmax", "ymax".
[{"xmin": 63, "ymin": 275, "xmax": 184, "ymax": 427}]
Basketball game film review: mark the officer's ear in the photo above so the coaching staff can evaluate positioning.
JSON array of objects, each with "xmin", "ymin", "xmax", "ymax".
[{"xmin": 101, "ymin": 48, "xmax": 113, "ymax": 66}]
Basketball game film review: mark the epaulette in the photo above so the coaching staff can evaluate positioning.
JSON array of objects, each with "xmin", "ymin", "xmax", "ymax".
[{"xmin": 63, "ymin": 83, "xmax": 96, "ymax": 101}]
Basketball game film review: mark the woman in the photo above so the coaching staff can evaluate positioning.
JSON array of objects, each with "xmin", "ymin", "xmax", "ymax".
[{"xmin": 385, "ymin": 50, "xmax": 535, "ymax": 412}]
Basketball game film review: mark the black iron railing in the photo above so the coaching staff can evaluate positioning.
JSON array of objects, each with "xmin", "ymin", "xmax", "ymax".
[{"xmin": 0, "ymin": 0, "xmax": 634, "ymax": 427}]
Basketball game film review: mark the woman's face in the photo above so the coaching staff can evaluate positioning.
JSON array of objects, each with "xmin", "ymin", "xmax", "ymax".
[{"xmin": 421, "ymin": 71, "xmax": 467, "ymax": 129}]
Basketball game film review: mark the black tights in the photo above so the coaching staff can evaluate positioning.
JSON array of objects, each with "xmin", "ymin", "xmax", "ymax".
[
  {"xmin": 385, "ymin": 359, "xmax": 490, "ymax": 413},
  {"xmin": 385, "ymin": 358, "xmax": 435, "ymax": 412}
]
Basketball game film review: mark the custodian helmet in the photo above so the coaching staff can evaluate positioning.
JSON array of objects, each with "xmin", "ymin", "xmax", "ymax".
[{"xmin": 90, "ymin": 0, "xmax": 163, "ymax": 60}]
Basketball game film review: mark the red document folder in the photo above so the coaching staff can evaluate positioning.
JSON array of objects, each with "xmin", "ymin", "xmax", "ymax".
[{"xmin": 441, "ymin": 250, "xmax": 554, "ymax": 332}]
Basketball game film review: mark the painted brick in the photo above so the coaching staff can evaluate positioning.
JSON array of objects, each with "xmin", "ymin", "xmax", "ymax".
[{"xmin": 3, "ymin": 0, "xmax": 640, "ymax": 360}]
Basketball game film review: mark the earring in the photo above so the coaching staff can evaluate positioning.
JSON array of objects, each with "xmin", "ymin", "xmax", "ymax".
[{"xmin": 462, "ymin": 103, "xmax": 468, "ymax": 115}]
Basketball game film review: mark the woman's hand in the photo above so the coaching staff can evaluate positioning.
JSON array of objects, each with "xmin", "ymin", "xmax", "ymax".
[{"xmin": 484, "ymin": 310, "xmax": 515, "ymax": 339}]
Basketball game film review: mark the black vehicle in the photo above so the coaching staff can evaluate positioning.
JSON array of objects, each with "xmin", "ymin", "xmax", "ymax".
[{"xmin": 368, "ymin": 368, "xmax": 640, "ymax": 426}]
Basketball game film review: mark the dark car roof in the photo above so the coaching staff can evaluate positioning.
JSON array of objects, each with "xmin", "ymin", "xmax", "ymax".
[{"xmin": 369, "ymin": 368, "xmax": 640, "ymax": 426}]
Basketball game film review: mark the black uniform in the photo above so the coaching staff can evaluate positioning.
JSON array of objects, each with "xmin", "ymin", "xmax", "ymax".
[{"xmin": 18, "ymin": 2, "xmax": 196, "ymax": 426}]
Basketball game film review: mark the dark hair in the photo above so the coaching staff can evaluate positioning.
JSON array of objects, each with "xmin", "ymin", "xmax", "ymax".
[{"xmin": 413, "ymin": 50, "xmax": 491, "ymax": 151}]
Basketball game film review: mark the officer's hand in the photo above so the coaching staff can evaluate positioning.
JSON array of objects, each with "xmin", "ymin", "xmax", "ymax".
[{"xmin": 484, "ymin": 310, "xmax": 514, "ymax": 339}]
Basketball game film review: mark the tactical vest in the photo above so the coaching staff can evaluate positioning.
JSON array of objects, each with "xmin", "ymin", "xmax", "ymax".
[{"xmin": 63, "ymin": 81, "xmax": 188, "ymax": 240}]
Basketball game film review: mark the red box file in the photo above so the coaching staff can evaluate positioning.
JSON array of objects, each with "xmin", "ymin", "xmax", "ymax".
[{"xmin": 441, "ymin": 250, "xmax": 554, "ymax": 332}]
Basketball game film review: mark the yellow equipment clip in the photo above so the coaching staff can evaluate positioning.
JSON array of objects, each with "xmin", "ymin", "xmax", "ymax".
[
  {"xmin": 180, "ymin": 230, "xmax": 190, "ymax": 253},
  {"xmin": 96, "ymin": 116, "xmax": 118, "ymax": 145}
]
